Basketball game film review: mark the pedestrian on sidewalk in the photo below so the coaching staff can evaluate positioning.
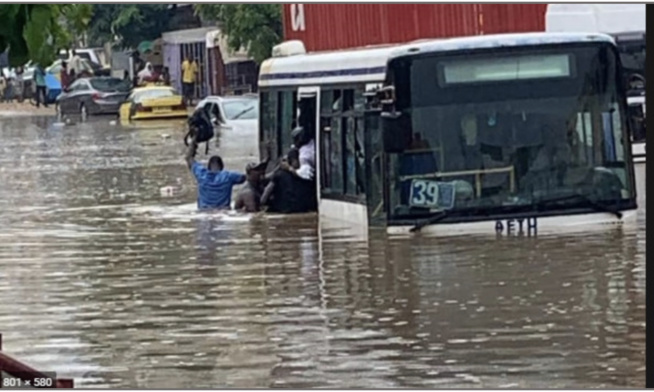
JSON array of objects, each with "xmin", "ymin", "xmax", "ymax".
[
  {"xmin": 60, "ymin": 61, "xmax": 71, "ymax": 91},
  {"xmin": 181, "ymin": 55, "xmax": 198, "ymax": 106},
  {"xmin": 34, "ymin": 64, "xmax": 48, "ymax": 108}
]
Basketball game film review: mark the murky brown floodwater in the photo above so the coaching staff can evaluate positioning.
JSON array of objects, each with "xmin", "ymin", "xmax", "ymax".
[{"xmin": 0, "ymin": 115, "xmax": 646, "ymax": 388}]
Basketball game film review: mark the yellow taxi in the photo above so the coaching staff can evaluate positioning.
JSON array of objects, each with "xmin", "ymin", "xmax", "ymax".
[{"xmin": 119, "ymin": 85, "xmax": 188, "ymax": 122}]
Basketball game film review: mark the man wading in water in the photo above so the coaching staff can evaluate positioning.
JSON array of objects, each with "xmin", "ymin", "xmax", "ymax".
[
  {"xmin": 185, "ymin": 135, "xmax": 270, "ymax": 211},
  {"xmin": 234, "ymin": 161, "xmax": 268, "ymax": 213}
]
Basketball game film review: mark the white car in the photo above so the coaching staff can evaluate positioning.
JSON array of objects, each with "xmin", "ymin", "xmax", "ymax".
[{"xmin": 194, "ymin": 95, "xmax": 260, "ymax": 159}]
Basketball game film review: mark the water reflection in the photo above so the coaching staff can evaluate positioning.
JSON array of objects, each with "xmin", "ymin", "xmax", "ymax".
[{"xmin": 0, "ymin": 116, "xmax": 646, "ymax": 388}]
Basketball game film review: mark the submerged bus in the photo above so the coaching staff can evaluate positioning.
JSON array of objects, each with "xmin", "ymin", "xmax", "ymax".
[{"xmin": 258, "ymin": 33, "xmax": 638, "ymax": 236}]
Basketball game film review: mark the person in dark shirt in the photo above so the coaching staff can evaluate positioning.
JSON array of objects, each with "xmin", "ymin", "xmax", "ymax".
[
  {"xmin": 60, "ymin": 61, "xmax": 71, "ymax": 91},
  {"xmin": 234, "ymin": 161, "xmax": 268, "ymax": 213},
  {"xmin": 261, "ymin": 149, "xmax": 316, "ymax": 214}
]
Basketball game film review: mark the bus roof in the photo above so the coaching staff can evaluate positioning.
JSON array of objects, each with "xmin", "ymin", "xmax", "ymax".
[
  {"xmin": 258, "ymin": 44, "xmax": 407, "ymax": 88},
  {"xmin": 259, "ymin": 32, "xmax": 614, "ymax": 89},
  {"xmin": 388, "ymin": 32, "xmax": 614, "ymax": 60}
]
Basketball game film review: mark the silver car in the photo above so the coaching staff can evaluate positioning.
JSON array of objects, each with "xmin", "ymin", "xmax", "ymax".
[{"xmin": 56, "ymin": 77, "xmax": 131, "ymax": 120}]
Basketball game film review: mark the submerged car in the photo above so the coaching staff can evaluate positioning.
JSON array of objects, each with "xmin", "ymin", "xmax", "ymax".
[
  {"xmin": 194, "ymin": 95, "xmax": 260, "ymax": 158},
  {"xmin": 55, "ymin": 77, "xmax": 131, "ymax": 120},
  {"xmin": 119, "ymin": 86, "xmax": 188, "ymax": 121},
  {"xmin": 194, "ymin": 95, "xmax": 258, "ymax": 134}
]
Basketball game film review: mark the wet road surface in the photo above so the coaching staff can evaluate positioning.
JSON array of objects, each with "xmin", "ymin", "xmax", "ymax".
[{"xmin": 0, "ymin": 115, "xmax": 646, "ymax": 388}]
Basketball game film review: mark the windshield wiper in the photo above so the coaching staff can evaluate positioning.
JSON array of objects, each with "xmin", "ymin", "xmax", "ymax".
[
  {"xmin": 534, "ymin": 194, "xmax": 623, "ymax": 219},
  {"xmin": 232, "ymin": 106, "xmax": 254, "ymax": 120},
  {"xmin": 410, "ymin": 210, "xmax": 451, "ymax": 233}
]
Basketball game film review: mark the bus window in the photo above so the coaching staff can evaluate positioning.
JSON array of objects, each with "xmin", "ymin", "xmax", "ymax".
[
  {"xmin": 330, "ymin": 116, "xmax": 344, "ymax": 193},
  {"xmin": 344, "ymin": 117, "xmax": 357, "ymax": 195},
  {"xmin": 320, "ymin": 87, "xmax": 365, "ymax": 199},
  {"xmin": 260, "ymin": 91, "xmax": 279, "ymax": 160},
  {"xmin": 279, "ymin": 91, "xmax": 297, "ymax": 152}
]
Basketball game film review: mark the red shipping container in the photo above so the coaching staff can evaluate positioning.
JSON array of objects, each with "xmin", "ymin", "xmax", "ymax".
[{"xmin": 282, "ymin": 4, "xmax": 548, "ymax": 52}]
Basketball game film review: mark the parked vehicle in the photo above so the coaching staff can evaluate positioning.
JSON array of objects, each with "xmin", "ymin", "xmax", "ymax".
[
  {"xmin": 119, "ymin": 85, "xmax": 187, "ymax": 122},
  {"xmin": 55, "ymin": 77, "xmax": 131, "ymax": 120},
  {"xmin": 58, "ymin": 49, "xmax": 111, "ymax": 76},
  {"xmin": 47, "ymin": 59, "xmax": 96, "ymax": 79}
]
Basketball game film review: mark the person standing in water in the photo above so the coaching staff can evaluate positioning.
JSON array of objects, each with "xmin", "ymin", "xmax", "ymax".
[
  {"xmin": 234, "ymin": 162, "xmax": 268, "ymax": 213},
  {"xmin": 185, "ymin": 134, "xmax": 271, "ymax": 211},
  {"xmin": 186, "ymin": 135, "xmax": 246, "ymax": 210}
]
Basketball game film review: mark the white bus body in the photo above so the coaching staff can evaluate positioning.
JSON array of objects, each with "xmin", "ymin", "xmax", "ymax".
[{"xmin": 258, "ymin": 33, "xmax": 639, "ymax": 237}]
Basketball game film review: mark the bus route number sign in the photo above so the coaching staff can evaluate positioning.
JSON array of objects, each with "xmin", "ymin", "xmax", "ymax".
[{"xmin": 409, "ymin": 180, "xmax": 455, "ymax": 209}]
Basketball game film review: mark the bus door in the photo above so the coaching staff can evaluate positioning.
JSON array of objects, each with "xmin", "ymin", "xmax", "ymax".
[{"xmin": 297, "ymin": 86, "xmax": 321, "ymax": 203}]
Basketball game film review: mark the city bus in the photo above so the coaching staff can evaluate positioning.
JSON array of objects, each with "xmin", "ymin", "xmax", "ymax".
[{"xmin": 258, "ymin": 33, "xmax": 638, "ymax": 236}]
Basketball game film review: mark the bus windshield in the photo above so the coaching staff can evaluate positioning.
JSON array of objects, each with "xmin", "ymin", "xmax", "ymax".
[{"xmin": 385, "ymin": 44, "xmax": 635, "ymax": 222}]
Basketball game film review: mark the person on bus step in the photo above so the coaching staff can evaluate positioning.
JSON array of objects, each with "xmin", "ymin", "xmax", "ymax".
[
  {"xmin": 261, "ymin": 148, "xmax": 317, "ymax": 214},
  {"xmin": 234, "ymin": 161, "xmax": 268, "ymax": 213},
  {"xmin": 283, "ymin": 126, "xmax": 315, "ymax": 180}
]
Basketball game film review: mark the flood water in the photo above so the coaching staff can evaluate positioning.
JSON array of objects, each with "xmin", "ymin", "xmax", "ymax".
[{"xmin": 0, "ymin": 115, "xmax": 646, "ymax": 388}]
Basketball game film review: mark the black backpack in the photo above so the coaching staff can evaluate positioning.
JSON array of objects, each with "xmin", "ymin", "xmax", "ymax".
[{"xmin": 184, "ymin": 108, "xmax": 214, "ymax": 154}]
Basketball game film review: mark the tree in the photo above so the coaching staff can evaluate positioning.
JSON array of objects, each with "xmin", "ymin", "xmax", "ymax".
[
  {"xmin": 194, "ymin": 4, "xmax": 283, "ymax": 64},
  {"xmin": 86, "ymin": 5, "xmax": 174, "ymax": 49},
  {"xmin": 0, "ymin": 4, "xmax": 92, "ymax": 66}
]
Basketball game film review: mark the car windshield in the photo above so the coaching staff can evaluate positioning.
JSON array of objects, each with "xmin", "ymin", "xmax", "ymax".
[
  {"xmin": 132, "ymin": 89, "xmax": 176, "ymax": 103},
  {"xmin": 90, "ymin": 78, "xmax": 130, "ymax": 92},
  {"xmin": 222, "ymin": 99, "xmax": 259, "ymax": 120},
  {"xmin": 385, "ymin": 44, "xmax": 635, "ymax": 221}
]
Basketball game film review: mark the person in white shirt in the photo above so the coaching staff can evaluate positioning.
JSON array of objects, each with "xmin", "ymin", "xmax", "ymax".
[
  {"xmin": 285, "ymin": 126, "xmax": 315, "ymax": 180},
  {"xmin": 68, "ymin": 49, "xmax": 83, "ymax": 77}
]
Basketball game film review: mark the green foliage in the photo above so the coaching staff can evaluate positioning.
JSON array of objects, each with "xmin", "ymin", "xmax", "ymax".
[
  {"xmin": 194, "ymin": 4, "xmax": 283, "ymax": 64},
  {"xmin": 86, "ymin": 5, "xmax": 173, "ymax": 49},
  {"xmin": 0, "ymin": 4, "xmax": 92, "ymax": 67}
]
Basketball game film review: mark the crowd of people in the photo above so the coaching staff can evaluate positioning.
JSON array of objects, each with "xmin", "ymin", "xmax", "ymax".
[{"xmin": 185, "ymin": 124, "xmax": 317, "ymax": 215}]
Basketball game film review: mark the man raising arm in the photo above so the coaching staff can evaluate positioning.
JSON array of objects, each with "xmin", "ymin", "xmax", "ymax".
[{"xmin": 186, "ymin": 136, "xmax": 246, "ymax": 210}]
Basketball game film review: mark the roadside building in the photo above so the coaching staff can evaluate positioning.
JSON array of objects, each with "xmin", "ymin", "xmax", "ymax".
[
  {"xmin": 205, "ymin": 30, "xmax": 257, "ymax": 96},
  {"xmin": 162, "ymin": 27, "xmax": 215, "ymax": 100},
  {"xmin": 161, "ymin": 26, "xmax": 257, "ymax": 100}
]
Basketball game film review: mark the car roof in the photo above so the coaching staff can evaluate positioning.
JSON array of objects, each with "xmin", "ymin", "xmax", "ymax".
[
  {"xmin": 132, "ymin": 86, "xmax": 175, "ymax": 93},
  {"xmin": 202, "ymin": 95, "xmax": 257, "ymax": 102}
]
